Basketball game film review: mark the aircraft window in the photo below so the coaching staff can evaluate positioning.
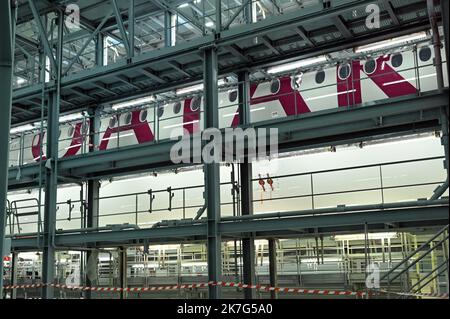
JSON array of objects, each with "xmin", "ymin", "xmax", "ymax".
[
  {"xmin": 124, "ymin": 112, "xmax": 132, "ymax": 125},
  {"xmin": 67, "ymin": 125, "xmax": 75, "ymax": 138},
  {"xmin": 229, "ymin": 90, "xmax": 238, "ymax": 103},
  {"xmin": 338, "ymin": 63, "xmax": 351, "ymax": 80},
  {"xmin": 419, "ymin": 47, "xmax": 432, "ymax": 62},
  {"xmin": 315, "ymin": 70, "xmax": 325, "ymax": 84},
  {"xmin": 270, "ymin": 79, "xmax": 280, "ymax": 94},
  {"xmin": 191, "ymin": 96, "xmax": 201, "ymax": 112},
  {"xmin": 157, "ymin": 106, "xmax": 165, "ymax": 118},
  {"xmin": 391, "ymin": 53, "xmax": 403, "ymax": 68},
  {"xmin": 109, "ymin": 116, "xmax": 117, "ymax": 128},
  {"xmin": 173, "ymin": 102, "xmax": 182, "ymax": 114},
  {"xmin": 139, "ymin": 109, "xmax": 148, "ymax": 122},
  {"xmin": 363, "ymin": 59, "xmax": 377, "ymax": 74}
]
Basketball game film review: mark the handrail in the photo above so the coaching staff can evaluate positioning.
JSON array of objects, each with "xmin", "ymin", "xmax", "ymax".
[
  {"xmin": 386, "ymin": 235, "xmax": 448, "ymax": 284},
  {"xmin": 380, "ymin": 225, "xmax": 449, "ymax": 282},
  {"xmin": 407, "ymin": 258, "xmax": 449, "ymax": 293},
  {"xmin": 412, "ymin": 266, "xmax": 448, "ymax": 295}
]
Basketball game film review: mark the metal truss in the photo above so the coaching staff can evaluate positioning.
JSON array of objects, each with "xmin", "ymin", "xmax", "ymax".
[
  {"xmin": 11, "ymin": 0, "xmax": 436, "ymax": 125},
  {"xmin": 9, "ymin": 202, "xmax": 449, "ymax": 250},
  {"xmin": 2, "ymin": 0, "xmax": 450, "ymax": 299}
]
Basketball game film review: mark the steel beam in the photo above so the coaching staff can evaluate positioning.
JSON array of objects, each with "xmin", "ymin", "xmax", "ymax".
[
  {"xmin": 223, "ymin": 0, "xmax": 252, "ymax": 30},
  {"xmin": 381, "ymin": 0, "xmax": 400, "ymax": 25},
  {"xmin": 8, "ymin": 203, "xmax": 448, "ymax": 251},
  {"xmin": 27, "ymin": 0, "xmax": 56, "ymax": 76},
  {"xmin": 0, "ymin": 0, "xmax": 15, "ymax": 297},
  {"xmin": 219, "ymin": 206, "xmax": 449, "ymax": 235},
  {"xmin": 112, "ymin": 0, "xmax": 131, "ymax": 58},
  {"xmin": 203, "ymin": 47, "xmax": 222, "ymax": 299},
  {"xmin": 149, "ymin": 0, "xmax": 204, "ymax": 35},
  {"xmin": 63, "ymin": 12, "xmax": 112, "ymax": 76},
  {"xmin": 333, "ymin": 15, "xmax": 352, "ymax": 39}
]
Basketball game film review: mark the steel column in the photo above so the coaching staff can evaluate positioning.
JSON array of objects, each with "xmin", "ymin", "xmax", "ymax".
[
  {"xmin": 441, "ymin": 0, "xmax": 449, "ymax": 79},
  {"xmin": 41, "ymin": 92, "xmax": 59, "ymax": 299},
  {"xmin": 438, "ymin": 0, "xmax": 450, "ymax": 179},
  {"xmin": 203, "ymin": 47, "xmax": 222, "ymax": 299},
  {"xmin": 427, "ymin": 0, "xmax": 444, "ymax": 89},
  {"xmin": 216, "ymin": 0, "xmax": 222, "ymax": 33},
  {"xmin": 96, "ymin": 33, "xmax": 105, "ymax": 67},
  {"xmin": 238, "ymin": 71, "xmax": 256, "ymax": 299},
  {"xmin": 10, "ymin": 252, "xmax": 18, "ymax": 299},
  {"xmin": 85, "ymin": 108, "xmax": 101, "ymax": 299},
  {"xmin": 0, "ymin": 0, "xmax": 15, "ymax": 297},
  {"xmin": 129, "ymin": 0, "xmax": 135, "ymax": 58},
  {"xmin": 119, "ymin": 247, "xmax": 127, "ymax": 299},
  {"xmin": 41, "ymin": 13, "xmax": 63, "ymax": 299},
  {"xmin": 268, "ymin": 238, "xmax": 278, "ymax": 299},
  {"xmin": 164, "ymin": 10, "xmax": 172, "ymax": 47}
]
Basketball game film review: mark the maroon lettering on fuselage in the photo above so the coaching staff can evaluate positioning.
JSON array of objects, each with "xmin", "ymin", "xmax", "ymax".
[
  {"xmin": 231, "ymin": 76, "xmax": 310, "ymax": 126},
  {"xmin": 99, "ymin": 110, "xmax": 154, "ymax": 150},
  {"xmin": 29, "ymin": 61, "xmax": 421, "ymax": 162}
]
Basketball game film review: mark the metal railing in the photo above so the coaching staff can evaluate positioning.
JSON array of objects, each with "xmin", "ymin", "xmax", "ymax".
[
  {"xmin": 5, "ymin": 156, "xmax": 447, "ymax": 236},
  {"xmin": 380, "ymin": 225, "xmax": 449, "ymax": 297}
]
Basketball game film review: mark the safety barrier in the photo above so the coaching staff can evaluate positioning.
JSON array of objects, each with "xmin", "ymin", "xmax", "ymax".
[{"xmin": 4, "ymin": 281, "xmax": 448, "ymax": 299}]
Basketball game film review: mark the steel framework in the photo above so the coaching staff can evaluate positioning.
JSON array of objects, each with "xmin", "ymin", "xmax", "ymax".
[{"xmin": 1, "ymin": 0, "xmax": 449, "ymax": 299}]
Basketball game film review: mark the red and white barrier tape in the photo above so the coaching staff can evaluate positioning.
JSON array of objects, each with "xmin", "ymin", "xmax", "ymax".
[
  {"xmin": 4, "ymin": 282, "xmax": 448, "ymax": 299},
  {"xmin": 3, "ymin": 281, "xmax": 370, "ymax": 297}
]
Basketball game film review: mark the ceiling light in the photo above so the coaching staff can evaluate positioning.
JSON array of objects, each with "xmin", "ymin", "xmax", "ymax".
[
  {"xmin": 267, "ymin": 56, "xmax": 327, "ymax": 74},
  {"xmin": 16, "ymin": 77, "xmax": 26, "ymax": 85},
  {"xmin": 355, "ymin": 32, "xmax": 427, "ymax": 53},
  {"xmin": 334, "ymin": 232, "xmax": 398, "ymax": 241},
  {"xmin": 112, "ymin": 96, "xmax": 155, "ymax": 110},
  {"xmin": 178, "ymin": 3, "xmax": 189, "ymax": 8},
  {"xmin": 10, "ymin": 124, "xmax": 35, "ymax": 134},
  {"xmin": 59, "ymin": 113, "xmax": 84, "ymax": 123},
  {"xmin": 205, "ymin": 21, "xmax": 214, "ymax": 28},
  {"xmin": 176, "ymin": 84, "xmax": 204, "ymax": 95},
  {"xmin": 176, "ymin": 79, "xmax": 227, "ymax": 95}
]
